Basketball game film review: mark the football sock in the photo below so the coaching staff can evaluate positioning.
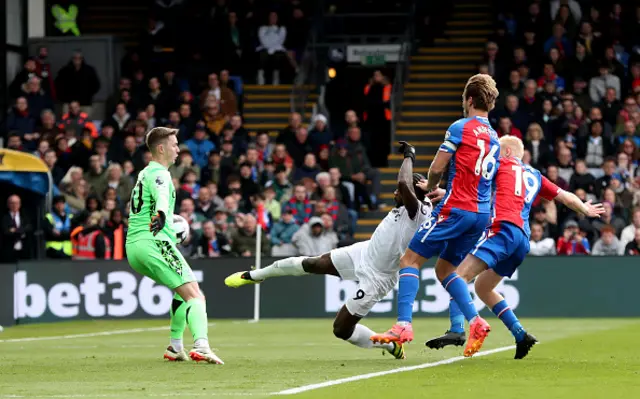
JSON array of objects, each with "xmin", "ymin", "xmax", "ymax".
[
  {"xmin": 169, "ymin": 293, "xmax": 186, "ymax": 351},
  {"xmin": 346, "ymin": 324, "xmax": 394, "ymax": 351},
  {"xmin": 185, "ymin": 297, "xmax": 209, "ymax": 343},
  {"xmin": 492, "ymin": 300, "xmax": 526, "ymax": 342},
  {"xmin": 397, "ymin": 267, "xmax": 420, "ymax": 323},
  {"xmin": 441, "ymin": 273, "xmax": 478, "ymax": 322},
  {"xmin": 449, "ymin": 297, "xmax": 465, "ymax": 334},
  {"xmin": 250, "ymin": 256, "xmax": 308, "ymax": 280}
]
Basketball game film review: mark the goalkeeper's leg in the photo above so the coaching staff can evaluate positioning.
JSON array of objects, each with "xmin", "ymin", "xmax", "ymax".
[
  {"xmin": 164, "ymin": 293, "xmax": 189, "ymax": 361},
  {"xmin": 175, "ymin": 281, "xmax": 223, "ymax": 364}
]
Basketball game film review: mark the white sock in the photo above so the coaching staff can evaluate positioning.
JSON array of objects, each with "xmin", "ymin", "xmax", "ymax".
[
  {"xmin": 346, "ymin": 324, "xmax": 394, "ymax": 350},
  {"xmin": 170, "ymin": 339, "xmax": 183, "ymax": 352},
  {"xmin": 194, "ymin": 338, "xmax": 209, "ymax": 348},
  {"xmin": 397, "ymin": 321, "xmax": 410, "ymax": 327},
  {"xmin": 250, "ymin": 257, "xmax": 308, "ymax": 280}
]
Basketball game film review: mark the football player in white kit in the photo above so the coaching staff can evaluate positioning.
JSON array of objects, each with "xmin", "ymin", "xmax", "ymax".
[{"xmin": 225, "ymin": 142, "xmax": 432, "ymax": 359}]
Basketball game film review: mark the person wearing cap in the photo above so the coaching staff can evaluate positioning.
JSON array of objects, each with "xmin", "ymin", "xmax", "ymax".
[
  {"xmin": 185, "ymin": 122, "xmax": 216, "ymax": 169},
  {"xmin": 44, "ymin": 196, "xmax": 74, "ymax": 258},
  {"xmin": 556, "ymin": 219, "xmax": 590, "ymax": 255},
  {"xmin": 291, "ymin": 216, "xmax": 338, "ymax": 256}
]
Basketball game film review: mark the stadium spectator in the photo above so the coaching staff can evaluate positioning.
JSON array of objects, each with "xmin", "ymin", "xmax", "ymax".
[
  {"xmin": 180, "ymin": 197, "xmax": 205, "ymax": 238},
  {"xmin": 592, "ymin": 225, "xmax": 624, "ymax": 255},
  {"xmin": 592, "ymin": 201, "xmax": 626, "ymax": 236},
  {"xmin": 185, "ymin": 123, "xmax": 216, "ymax": 169},
  {"xmin": 195, "ymin": 220, "xmax": 230, "ymax": 258},
  {"xmin": 257, "ymin": 11, "xmax": 288, "ymax": 85},
  {"xmin": 556, "ymin": 220, "xmax": 590, "ymax": 255},
  {"xmin": 291, "ymin": 216, "xmax": 338, "ymax": 256},
  {"xmin": 1, "ymin": 195, "xmax": 34, "ymax": 262},
  {"xmin": 282, "ymin": 183, "xmax": 313, "ymax": 225},
  {"xmin": 308, "ymin": 114, "xmax": 333, "ymax": 152},
  {"xmin": 623, "ymin": 228, "xmax": 640, "ymax": 255},
  {"xmin": 594, "ymin": 157, "xmax": 617, "ymax": 198},
  {"xmin": 24, "ymin": 77, "xmax": 53, "ymax": 119},
  {"xmin": 294, "ymin": 153, "xmax": 321, "ymax": 182},
  {"xmin": 55, "ymin": 51, "xmax": 101, "ymax": 116},
  {"xmin": 231, "ymin": 214, "xmax": 269, "ymax": 257},
  {"xmin": 569, "ymin": 159, "xmax": 596, "ymax": 194},
  {"xmin": 590, "ymin": 63, "xmax": 621, "ymax": 104},
  {"xmin": 84, "ymin": 155, "xmax": 106, "ymax": 193},
  {"xmin": 94, "ymin": 163, "xmax": 133, "ymax": 204},
  {"xmin": 363, "ymin": 70, "xmax": 392, "ymax": 167},
  {"xmin": 70, "ymin": 211, "xmax": 110, "ymax": 260},
  {"xmin": 544, "ymin": 23, "xmax": 573, "ymax": 58},
  {"xmin": 620, "ymin": 207, "xmax": 640, "ymax": 248},
  {"xmin": 6, "ymin": 97, "xmax": 36, "ymax": 138},
  {"xmin": 529, "ymin": 222, "xmax": 557, "ymax": 255},
  {"xmin": 270, "ymin": 209, "xmax": 300, "ymax": 256}
]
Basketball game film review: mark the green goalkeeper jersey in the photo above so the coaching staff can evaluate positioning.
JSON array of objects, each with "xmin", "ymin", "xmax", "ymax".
[{"xmin": 126, "ymin": 161, "xmax": 176, "ymax": 244}]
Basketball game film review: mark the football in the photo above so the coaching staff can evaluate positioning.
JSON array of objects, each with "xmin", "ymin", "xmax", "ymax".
[{"xmin": 173, "ymin": 214, "xmax": 190, "ymax": 244}]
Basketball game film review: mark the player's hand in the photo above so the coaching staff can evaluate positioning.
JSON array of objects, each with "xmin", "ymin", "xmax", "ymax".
[
  {"xmin": 427, "ymin": 187, "xmax": 446, "ymax": 202},
  {"xmin": 583, "ymin": 199, "xmax": 605, "ymax": 218},
  {"xmin": 149, "ymin": 211, "xmax": 166, "ymax": 236},
  {"xmin": 398, "ymin": 141, "xmax": 416, "ymax": 163}
]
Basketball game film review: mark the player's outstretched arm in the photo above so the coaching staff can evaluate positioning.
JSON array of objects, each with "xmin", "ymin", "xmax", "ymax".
[
  {"xmin": 555, "ymin": 190, "xmax": 605, "ymax": 218},
  {"xmin": 397, "ymin": 141, "xmax": 420, "ymax": 220}
]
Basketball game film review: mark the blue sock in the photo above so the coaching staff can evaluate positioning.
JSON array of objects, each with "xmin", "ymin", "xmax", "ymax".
[
  {"xmin": 449, "ymin": 298, "xmax": 465, "ymax": 333},
  {"xmin": 492, "ymin": 300, "xmax": 526, "ymax": 342},
  {"xmin": 397, "ymin": 267, "xmax": 420, "ymax": 323},
  {"xmin": 441, "ymin": 273, "xmax": 478, "ymax": 322}
]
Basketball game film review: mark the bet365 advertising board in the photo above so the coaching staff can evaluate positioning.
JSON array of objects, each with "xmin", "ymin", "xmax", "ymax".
[{"xmin": 3, "ymin": 257, "xmax": 639, "ymax": 325}]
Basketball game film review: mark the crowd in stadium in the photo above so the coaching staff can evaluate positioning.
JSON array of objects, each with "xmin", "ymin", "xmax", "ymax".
[
  {"xmin": 482, "ymin": 0, "xmax": 640, "ymax": 255},
  {"xmin": 2, "ymin": 0, "xmax": 640, "ymax": 260},
  {"xmin": 1, "ymin": 0, "xmax": 382, "ymax": 261}
]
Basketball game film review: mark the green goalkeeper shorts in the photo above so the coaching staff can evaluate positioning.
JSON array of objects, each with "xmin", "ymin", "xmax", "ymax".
[{"xmin": 126, "ymin": 239, "xmax": 196, "ymax": 290}]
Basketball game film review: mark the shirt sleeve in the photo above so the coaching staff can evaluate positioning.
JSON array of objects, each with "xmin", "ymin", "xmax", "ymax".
[
  {"xmin": 153, "ymin": 170, "xmax": 172, "ymax": 216},
  {"xmin": 539, "ymin": 176, "xmax": 561, "ymax": 200},
  {"xmin": 439, "ymin": 120, "xmax": 464, "ymax": 153}
]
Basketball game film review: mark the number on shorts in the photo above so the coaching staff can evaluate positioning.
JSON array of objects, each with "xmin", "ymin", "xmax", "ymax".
[
  {"xmin": 511, "ymin": 165, "xmax": 539, "ymax": 203},
  {"xmin": 131, "ymin": 181, "xmax": 144, "ymax": 214},
  {"xmin": 475, "ymin": 139, "xmax": 499, "ymax": 180}
]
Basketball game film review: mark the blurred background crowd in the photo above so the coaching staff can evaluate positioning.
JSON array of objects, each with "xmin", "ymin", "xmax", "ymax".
[{"xmin": 1, "ymin": 0, "xmax": 640, "ymax": 261}]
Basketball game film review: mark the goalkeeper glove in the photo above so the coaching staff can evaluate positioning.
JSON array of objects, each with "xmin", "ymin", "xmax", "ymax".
[{"xmin": 149, "ymin": 211, "xmax": 166, "ymax": 236}]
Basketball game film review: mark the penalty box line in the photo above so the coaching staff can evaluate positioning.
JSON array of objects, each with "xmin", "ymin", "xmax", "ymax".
[{"xmin": 273, "ymin": 345, "xmax": 517, "ymax": 395}]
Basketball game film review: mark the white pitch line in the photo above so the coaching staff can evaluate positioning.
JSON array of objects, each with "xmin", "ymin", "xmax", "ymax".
[
  {"xmin": 0, "ymin": 323, "xmax": 216, "ymax": 344},
  {"xmin": 274, "ymin": 345, "xmax": 517, "ymax": 395}
]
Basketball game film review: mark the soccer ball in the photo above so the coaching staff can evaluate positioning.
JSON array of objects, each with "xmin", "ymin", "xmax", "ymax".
[{"xmin": 173, "ymin": 214, "xmax": 190, "ymax": 244}]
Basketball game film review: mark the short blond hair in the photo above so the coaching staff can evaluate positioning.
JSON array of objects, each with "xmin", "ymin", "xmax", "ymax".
[
  {"xmin": 145, "ymin": 127, "xmax": 178, "ymax": 152},
  {"xmin": 463, "ymin": 74, "xmax": 499, "ymax": 112},
  {"xmin": 499, "ymin": 136, "xmax": 525, "ymax": 159}
]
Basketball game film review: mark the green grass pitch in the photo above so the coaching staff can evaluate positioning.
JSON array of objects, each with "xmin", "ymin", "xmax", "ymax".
[{"xmin": 1, "ymin": 318, "xmax": 639, "ymax": 398}]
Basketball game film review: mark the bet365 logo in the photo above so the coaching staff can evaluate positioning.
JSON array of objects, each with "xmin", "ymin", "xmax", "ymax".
[{"xmin": 13, "ymin": 270, "xmax": 203, "ymax": 319}]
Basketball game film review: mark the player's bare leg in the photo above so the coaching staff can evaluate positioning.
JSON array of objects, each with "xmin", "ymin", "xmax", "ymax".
[
  {"xmin": 225, "ymin": 253, "xmax": 339, "ymax": 288},
  {"xmin": 174, "ymin": 282, "xmax": 224, "ymax": 364},
  {"xmin": 333, "ymin": 306, "xmax": 405, "ymax": 359},
  {"xmin": 371, "ymin": 249, "xmax": 425, "ymax": 344},
  {"xmin": 475, "ymin": 270, "xmax": 537, "ymax": 359}
]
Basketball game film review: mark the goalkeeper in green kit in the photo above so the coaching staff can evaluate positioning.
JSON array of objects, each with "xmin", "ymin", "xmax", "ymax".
[{"xmin": 126, "ymin": 127, "xmax": 223, "ymax": 364}]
